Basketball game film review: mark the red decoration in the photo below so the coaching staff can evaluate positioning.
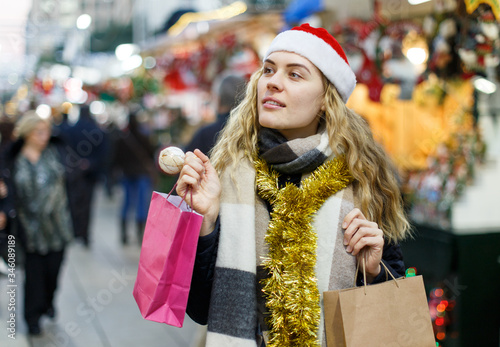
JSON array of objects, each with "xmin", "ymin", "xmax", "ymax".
[{"xmin": 357, "ymin": 52, "xmax": 384, "ymax": 102}]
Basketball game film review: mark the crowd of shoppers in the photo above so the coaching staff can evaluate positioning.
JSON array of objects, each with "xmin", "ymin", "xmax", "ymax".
[{"xmin": 0, "ymin": 97, "xmax": 186, "ymax": 336}]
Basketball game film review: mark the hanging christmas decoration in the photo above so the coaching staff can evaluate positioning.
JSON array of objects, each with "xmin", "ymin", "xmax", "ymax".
[
  {"xmin": 464, "ymin": 0, "xmax": 500, "ymax": 20},
  {"xmin": 457, "ymin": 4, "xmax": 500, "ymax": 74}
]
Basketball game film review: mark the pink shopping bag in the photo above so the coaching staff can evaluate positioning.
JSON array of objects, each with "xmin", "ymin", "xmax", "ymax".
[{"xmin": 133, "ymin": 189, "xmax": 203, "ymax": 327}]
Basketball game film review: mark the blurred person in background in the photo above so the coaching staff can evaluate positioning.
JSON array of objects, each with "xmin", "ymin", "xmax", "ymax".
[
  {"xmin": 0, "ymin": 177, "xmax": 11, "ymax": 274},
  {"xmin": 0, "ymin": 112, "xmax": 16, "ymax": 272},
  {"xmin": 100, "ymin": 118, "xmax": 122, "ymax": 199},
  {"xmin": 2, "ymin": 111, "xmax": 73, "ymax": 336},
  {"xmin": 64, "ymin": 104, "xmax": 107, "ymax": 247},
  {"xmin": 185, "ymin": 73, "xmax": 247, "ymax": 155},
  {"xmin": 112, "ymin": 109, "xmax": 156, "ymax": 245},
  {"xmin": 52, "ymin": 102, "xmax": 81, "ymax": 245},
  {"xmin": 52, "ymin": 102, "xmax": 73, "ymax": 145},
  {"xmin": 0, "ymin": 113, "xmax": 15, "ymax": 152}
]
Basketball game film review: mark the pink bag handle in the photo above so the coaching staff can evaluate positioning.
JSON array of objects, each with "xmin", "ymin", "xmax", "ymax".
[{"xmin": 167, "ymin": 183, "xmax": 193, "ymax": 210}]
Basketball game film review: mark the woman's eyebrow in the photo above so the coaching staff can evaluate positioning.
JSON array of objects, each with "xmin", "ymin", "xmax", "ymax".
[
  {"xmin": 264, "ymin": 58, "xmax": 311, "ymax": 74},
  {"xmin": 286, "ymin": 63, "xmax": 311, "ymax": 74},
  {"xmin": 263, "ymin": 58, "xmax": 276, "ymax": 65}
]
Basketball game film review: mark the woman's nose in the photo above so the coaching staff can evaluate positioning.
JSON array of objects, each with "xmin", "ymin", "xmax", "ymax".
[{"xmin": 267, "ymin": 73, "xmax": 283, "ymax": 91}]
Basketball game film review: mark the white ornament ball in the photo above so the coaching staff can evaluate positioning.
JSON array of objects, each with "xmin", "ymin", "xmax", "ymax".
[{"xmin": 158, "ymin": 146, "xmax": 185, "ymax": 175}]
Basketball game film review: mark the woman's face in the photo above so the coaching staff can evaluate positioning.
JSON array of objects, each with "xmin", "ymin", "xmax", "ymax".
[
  {"xmin": 25, "ymin": 121, "xmax": 51, "ymax": 150},
  {"xmin": 257, "ymin": 51, "xmax": 325, "ymax": 140}
]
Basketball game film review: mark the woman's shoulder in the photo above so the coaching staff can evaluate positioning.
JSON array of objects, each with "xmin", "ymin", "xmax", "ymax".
[
  {"xmin": 46, "ymin": 142, "xmax": 62, "ymax": 155},
  {"xmin": 45, "ymin": 142, "xmax": 68, "ymax": 166}
]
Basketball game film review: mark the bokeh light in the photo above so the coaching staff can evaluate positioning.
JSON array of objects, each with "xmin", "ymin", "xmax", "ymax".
[
  {"xmin": 36, "ymin": 104, "xmax": 52, "ymax": 119},
  {"xmin": 90, "ymin": 100, "xmax": 106, "ymax": 115},
  {"xmin": 76, "ymin": 14, "xmax": 92, "ymax": 30}
]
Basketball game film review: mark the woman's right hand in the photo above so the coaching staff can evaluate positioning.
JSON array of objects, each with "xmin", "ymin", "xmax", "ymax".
[
  {"xmin": 0, "ymin": 211, "xmax": 6, "ymax": 230},
  {"xmin": 0, "ymin": 179, "xmax": 8, "ymax": 199},
  {"xmin": 176, "ymin": 149, "xmax": 221, "ymax": 236}
]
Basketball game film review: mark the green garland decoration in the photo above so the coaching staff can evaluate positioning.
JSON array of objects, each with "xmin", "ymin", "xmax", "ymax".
[{"xmin": 255, "ymin": 156, "xmax": 354, "ymax": 346}]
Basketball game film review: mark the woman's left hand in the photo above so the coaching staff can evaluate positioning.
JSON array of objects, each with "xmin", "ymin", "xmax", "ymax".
[{"xmin": 343, "ymin": 208, "xmax": 384, "ymax": 283}]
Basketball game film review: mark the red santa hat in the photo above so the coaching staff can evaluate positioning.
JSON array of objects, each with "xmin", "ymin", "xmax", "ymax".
[{"xmin": 264, "ymin": 23, "xmax": 356, "ymax": 103}]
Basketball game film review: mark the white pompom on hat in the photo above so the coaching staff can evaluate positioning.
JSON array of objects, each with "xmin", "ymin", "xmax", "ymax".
[{"xmin": 264, "ymin": 23, "xmax": 357, "ymax": 103}]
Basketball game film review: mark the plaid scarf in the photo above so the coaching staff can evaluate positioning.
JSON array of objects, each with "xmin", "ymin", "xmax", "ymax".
[
  {"xmin": 205, "ymin": 130, "xmax": 356, "ymax": 347},
  {"xmin": 258, "ymin": 126, "xmax": 333, "ymax": 175}
]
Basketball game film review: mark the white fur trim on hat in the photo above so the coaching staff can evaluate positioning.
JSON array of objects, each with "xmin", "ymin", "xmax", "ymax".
[{"xmin": 264, "ymin": 30, "xmax": 356, "ymax": 103}]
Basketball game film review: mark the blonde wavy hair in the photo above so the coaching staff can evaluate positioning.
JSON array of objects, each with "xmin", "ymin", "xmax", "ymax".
[
  {"xmin": 14, "ymin": 110, "xmax": 51, "ymax": 140},
  {"xmin": 210, "ymin": 68, "xmax": 411, "ymax": 242}
]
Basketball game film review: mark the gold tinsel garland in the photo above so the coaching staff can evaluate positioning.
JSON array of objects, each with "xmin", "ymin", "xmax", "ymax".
[{"xmin": 255, "ymin": 156, "xmax": 353, "ymax": 346}]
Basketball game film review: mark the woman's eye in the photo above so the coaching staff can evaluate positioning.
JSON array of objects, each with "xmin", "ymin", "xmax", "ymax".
[
  {"xmin": 263, "ymin": 66, "xmax": 274, "ymax": 74},
  {"xmin": 290, "ymin": 72, "xmax": 301, "ymax": 79}
]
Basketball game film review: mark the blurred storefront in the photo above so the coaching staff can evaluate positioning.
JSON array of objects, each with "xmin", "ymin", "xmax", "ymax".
[{"xmin": 331, "ymin": 3, "xmax": 500, "ymax": 346}]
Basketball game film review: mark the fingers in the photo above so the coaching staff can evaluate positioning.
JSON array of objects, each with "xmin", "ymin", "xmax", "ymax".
[
  {"xmin": 193, "ymin": 149, "xmax": 219, "ymax": 178},
  {"xmin": 193, "ymin": 148, "xmax": 209, "ymax": 163},
  {"xmin": 176, "ymin": 150, "xmax": 217, "ymax": 194},
  {"xmin": 343, "ymin": 208, "xmax": 383, "ymax": 256},
  {"xmin": 0, "ymin": 180, "xmax": 8, "ymax": 199},
  {"xmin": 176, "ymin": 151, "xmax": 204, "ymax": 193},
  {"xmin": 183, "ymin": 149, "xmax": 213, "ymax": 178},
  {"xmin": 343, "ymin": 208, "xmax": 384, "ymax": 280},
  {"xmin": 342, "ymin": 208, "xmax": 365, "ymax": 229},
  {"xmin": 348, "ymin": 235, "xmax": 382, "ymax": 256},
  {"xmin": 184, "ymin": 152, "xmax": 206, "ymax": 178},
  {"xmin": 0, "ymin": 212, "xmax": 6, "ymax": 230}
]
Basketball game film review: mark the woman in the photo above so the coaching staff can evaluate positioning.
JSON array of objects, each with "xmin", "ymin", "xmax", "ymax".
[
  {"xmin": 177, "ymin": 24, "xmax": 411, "ymax": 346},
  {"xmin": 6, "ymin": 111, "xmax": 73, "ymax": 335}
]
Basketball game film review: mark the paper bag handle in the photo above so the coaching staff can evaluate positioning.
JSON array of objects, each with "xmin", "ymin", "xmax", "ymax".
[
  {"xmin": 167, "ymin": 183, "xmax": 193, "ymax": 210},
  {"xmin": 355, "ymin": 254, "xmax": 399, "ymax": 295}
]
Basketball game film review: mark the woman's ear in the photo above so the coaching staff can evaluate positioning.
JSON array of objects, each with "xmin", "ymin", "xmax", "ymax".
[{"xmin": 321, "ymin": 104, "xmax": 326, "ymax": 112}]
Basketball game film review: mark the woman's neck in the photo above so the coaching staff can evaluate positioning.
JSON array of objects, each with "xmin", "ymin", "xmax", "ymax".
[{"xmin": 21, "ymin": 144, "xmax": 43, "ymax": 164}]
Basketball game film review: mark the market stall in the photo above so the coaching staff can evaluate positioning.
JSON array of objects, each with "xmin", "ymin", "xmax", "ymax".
[{"xmin": 328, "ymin": 2, "xmax": 500, "ymax": 346}]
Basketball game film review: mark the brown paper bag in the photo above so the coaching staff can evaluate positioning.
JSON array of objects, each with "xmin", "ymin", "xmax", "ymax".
[{"xmin": 324, "ymin": 261, "xmax": 435, "ymax": 347}]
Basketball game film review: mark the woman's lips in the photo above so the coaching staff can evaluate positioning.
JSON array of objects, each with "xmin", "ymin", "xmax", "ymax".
[{"xmin": 262, "ymin": 97, "xmax": 285, "ymax": 108}]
